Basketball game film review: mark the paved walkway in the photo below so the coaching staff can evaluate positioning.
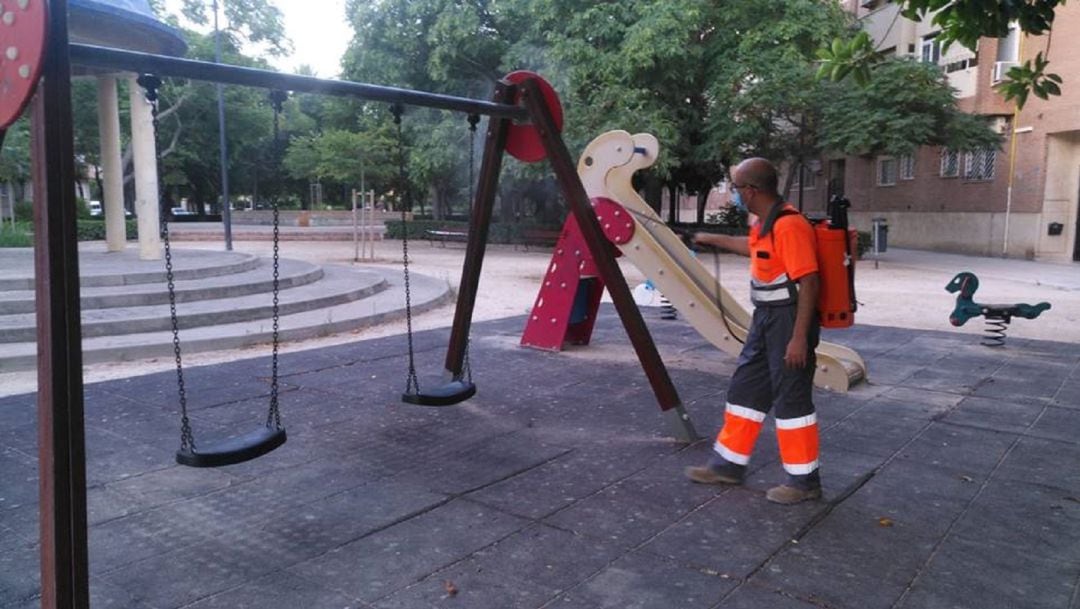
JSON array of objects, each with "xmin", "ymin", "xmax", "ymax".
[{"xmin": 1, "ymin": 303, "xmax": 1079, "ymax": 608}]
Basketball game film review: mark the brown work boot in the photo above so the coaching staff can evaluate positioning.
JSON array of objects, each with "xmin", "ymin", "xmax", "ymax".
[
  {"xmin": 765, "ymin": 484, "xmax": 822, "ymax": 505},
  {"xmin": 685, "ymin": 465, "xmax": 743, "ymax": 485}
]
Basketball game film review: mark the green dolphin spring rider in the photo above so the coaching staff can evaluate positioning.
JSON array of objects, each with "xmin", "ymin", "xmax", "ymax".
[{"xmin": 946, "ymin": 271, "xmax": 1051, "ymax": 347}]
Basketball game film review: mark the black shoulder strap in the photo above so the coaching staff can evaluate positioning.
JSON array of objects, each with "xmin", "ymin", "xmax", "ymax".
[{"xmin": 759, "ymin": 202, "xmax": 800, "ymax": 240}]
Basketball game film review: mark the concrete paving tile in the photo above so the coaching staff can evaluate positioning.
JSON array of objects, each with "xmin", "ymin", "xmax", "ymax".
[
  {"xmin": 1026, "ymin": 405, "xmax": 1080, "ymax": 444},
  {"xmin": 639, "ymin": 489, "xmax": 825, "ymax": 578},
  {"xmin": 100, "ymin": 536, "xmax": 281, "ymax": 609},
  {"xmin": 86, "ymin": 485, "xmax": 152, "ymax": 526},
  {"xmin": 897, "ymin": 367, "xmax": 989, "ymax": 395},
  {"xmin": 184, "ymin": 570, "xmax": 367, "ymax": 609},
  {"xmin": 252, "ymin": 478, "xmax": 449, "ymax": 560},
  {"xmin": 104, "ymin": 464, "xmax": 238, "ymax": 508},
  {"xmin": 997, "ymin": 436, "xmax": 1080, "ymax": 494},
  {"xmin": 286, "ymin": 498, "xmax": 528, "ymax": 603},
  {"xmin": 950, "ymin": 478, "xmax": 1080, "ymax": 564},
  {"xmin": 820, "ymin": 410, "xmax": 929, "ymax": 458},
  {"xmin": 466, "ymin": 444, "xmax": 674, "ymax": 520},
  {"xmin": 543, "ymin": 470, "xmax": 722, "ymax": 552},
  {"xmin": 829, "ymin": 461, "xmax": 978, "ymax": 539},
  {"xmin": 0, "ymin": 540, "xmax": 38, "ymax": 607},
  {"xmin": 467, "ymin": 523, "xmax": 625, "ymax": 594},
  {"xmin": 404, "ymin": 430, "xmax": 572, "ymax": 496},
  {"xmin": 942, "ymin": 395, "xmax": 1044, "ymax": 433},
  {"xmin": 0, "ymin": 449, "xmax": 38, "ymax": 513},
  {"xmin": 753, "ymin": 500, "xmax": 937, "ymax": 609},
  {"xmin": 553, "ymin": 550, "xmax": 736, "ymax": 609},
  {"xmin": 0, "ymin": 504, "xmax": 36, "ymax": 545},
  {"xmin": 970, "ymin": 376, "xmax": 1058, "ymax": 406},
  {"xmin": 716, "ymin": 581, "xmax": 826, "ymax": 609},
  {"xmin": 897, "ymin": 535, "xmax": 1077, "ymax": 609},
  {"xmin": 894, "ymin": 421, "xmax": 1015, "ymax": 478},
  {"xmin": 0, "ymin": 394, "xmax": 35, "ymax": 428},
  {"xmin": 89, "ymin": 509, "xmax": 195, "ymax": 576},
  {"xmin": 1055, "ymin": 380, "xmax": 1080, "ymax": 408},
  {"xmin": 857, "ymin": 359, "xmax": 927, "ymax": 386},
  {"xmin": 90, "ymin": 578, "xmax": 164, "ymax": 609},
  {"xmin": 372, "ymin": 560, "xmax": 552, "ymax": 609}
]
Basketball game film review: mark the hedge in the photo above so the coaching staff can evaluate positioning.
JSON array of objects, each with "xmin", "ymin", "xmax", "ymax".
[
  {"xmin": 383, "ymin": 220, "xmax": 559, "ymax": 244},
  {"xmin": 0, "ymin": 219, "xmax": 139, "ymax": 247}
]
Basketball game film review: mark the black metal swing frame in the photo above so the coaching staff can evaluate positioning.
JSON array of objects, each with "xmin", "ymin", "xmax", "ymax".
[{"xmin": 29, "ymin": 5, "xmax": 696, "ymax": 602}]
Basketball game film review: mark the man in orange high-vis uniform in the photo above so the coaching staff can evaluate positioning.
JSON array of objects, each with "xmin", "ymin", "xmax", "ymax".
[{"xmin": 686, "ymin": 158, "xmax": 823, "ymax": 505}]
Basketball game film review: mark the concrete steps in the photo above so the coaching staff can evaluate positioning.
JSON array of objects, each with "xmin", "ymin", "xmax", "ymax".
[{"xmin": 0, "ymin": 247, "xmax": 452, "ymax": 372}]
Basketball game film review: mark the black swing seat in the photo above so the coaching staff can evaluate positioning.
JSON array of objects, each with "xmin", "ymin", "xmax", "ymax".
[
  {"xmin": 176, "ymin": 426, "xmax": 287, "ymax": 468},
  {"xmin": 402, "ymin": 380, "xmax": 476, "ymax": 407}
]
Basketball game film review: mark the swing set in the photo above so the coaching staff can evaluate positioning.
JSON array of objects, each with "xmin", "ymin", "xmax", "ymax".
[{"xmin": 15, "ymin": 3, "xmax": 701, "ymax": 600}]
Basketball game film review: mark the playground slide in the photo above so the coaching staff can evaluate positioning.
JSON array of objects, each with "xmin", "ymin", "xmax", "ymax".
[{"xmin": 579, "ymin": 131, "xmax": 866, "ymax": 392}]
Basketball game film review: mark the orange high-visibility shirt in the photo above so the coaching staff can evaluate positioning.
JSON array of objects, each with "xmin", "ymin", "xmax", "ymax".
[{"xmin": 748, "ymin": 203, "xmax": 819, "ymax": 284}]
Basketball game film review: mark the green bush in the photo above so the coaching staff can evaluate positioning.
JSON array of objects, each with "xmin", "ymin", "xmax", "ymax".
[
  {"xmin": 383, "ymin": 220, "xmax": 563, "ymax": 244},
  {"xmin": 75, "ymin": 219, "xmax": 138, "ymax": 241},
  {"xmin": 0, "ymin": 222, "xmax": 33, "ymax": 247},
  {"xmin": 14, "ymin": 201, "xmax": 33, "ymax": 221}
]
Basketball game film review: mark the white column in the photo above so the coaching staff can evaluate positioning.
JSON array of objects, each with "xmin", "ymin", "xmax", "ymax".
[
  {"xmin": 97, "ymin": 75, "xmax": 126, "ymax": 252},
  {"xmin": 128, "ymin": 75, "xmax": 162, "ymax": 260}
]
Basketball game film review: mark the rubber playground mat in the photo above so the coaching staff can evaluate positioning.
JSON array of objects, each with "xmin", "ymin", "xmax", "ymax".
[{"xmin": 2, "ymin": 306, "xmax": 1079, "ymax": 608}]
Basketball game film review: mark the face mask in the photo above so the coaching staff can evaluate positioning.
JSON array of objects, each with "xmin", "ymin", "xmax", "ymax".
[{"xmin": 730, "ymin": 188, "xmax": 747, "ymax": 213}]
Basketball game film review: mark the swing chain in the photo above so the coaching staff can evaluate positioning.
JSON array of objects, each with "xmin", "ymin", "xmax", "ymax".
[
  {"xmin": 138, "ymin": 73, "xmax": 195, "ymax": 452},
  {"xmin": 267, "ymin": 89, "xmax": 288, "ymax": 430},
  {"xmin": 393, "ymin": 104, "xmax": 420, "ymax": 395}
]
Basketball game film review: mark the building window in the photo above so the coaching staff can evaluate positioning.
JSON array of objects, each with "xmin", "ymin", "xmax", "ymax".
[
  {"xmin": 791, "ymin": 165, "xmax": 817, "ymax": 191},
  {"xmin": 921, "ymin": 34, "xmax": 941, "ymax": 65},
  {"xmin": 965, "ymin": 148, "xmax": 996, "ymax": 181},
  {"xmin": 940, "ymin": 149, "xmax": 960, "ymax": 178},
  {"xmin": 899, "ymin": 154, "xmax": 915, "ymax": 180},
  {"xmin": 877, "ymin": 157, "xmax": 897, "ymax": 186}
]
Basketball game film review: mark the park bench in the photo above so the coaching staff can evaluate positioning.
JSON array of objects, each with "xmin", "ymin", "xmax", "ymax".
[
  {"xmin": 425, "ymin": 225, "xmax": 469, "ymax": 247},
  {"xmin": 516, "ymin": 228, "xmax": 562, "ymax": 251}
]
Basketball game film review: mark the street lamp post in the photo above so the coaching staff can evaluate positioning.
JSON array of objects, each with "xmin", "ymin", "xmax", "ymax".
[{"xmin": 213, "ymin": 0, "xmax": 233, "ymax": 250}]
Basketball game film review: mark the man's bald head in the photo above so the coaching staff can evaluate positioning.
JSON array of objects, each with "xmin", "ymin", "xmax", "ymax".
[{"xmin": 733, "ymin": 158, "xmax": 779, "ymax": 196}]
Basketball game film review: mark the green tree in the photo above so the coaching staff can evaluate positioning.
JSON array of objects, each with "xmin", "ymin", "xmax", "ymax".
[{"xmin": 819, "ymin": 59, "xmax": 1002, "ymax": 157}]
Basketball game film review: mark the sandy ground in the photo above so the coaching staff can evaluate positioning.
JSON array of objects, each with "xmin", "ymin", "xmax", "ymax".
[{"xmin": 2, "ymin": 238, "xmax": 1077, "ymax": 397}]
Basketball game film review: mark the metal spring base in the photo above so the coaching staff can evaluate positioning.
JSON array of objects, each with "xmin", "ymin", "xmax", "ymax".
[
  {"xmin": 981, "ymin": 318, "xmax": 1009, "ymax": 347},
  {"xmin": 660, "ymin": 294, "xmax": 677, "ymax": 320}
]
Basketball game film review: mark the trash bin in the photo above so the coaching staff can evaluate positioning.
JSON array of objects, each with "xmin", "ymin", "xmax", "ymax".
[{"xmin": 872, "ymin": 217, "xmax": 888, "ymax": 253}]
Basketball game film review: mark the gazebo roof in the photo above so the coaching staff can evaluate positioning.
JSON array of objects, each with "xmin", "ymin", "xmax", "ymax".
[{"xmin": 69, "ymin": 0, "xmax": 187, "ymax": 57}]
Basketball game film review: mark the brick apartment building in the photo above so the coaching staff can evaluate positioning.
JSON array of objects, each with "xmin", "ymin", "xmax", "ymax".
[{"xmin": 797, "ymin": 0, "xmax": 1080, "ymax": 261}]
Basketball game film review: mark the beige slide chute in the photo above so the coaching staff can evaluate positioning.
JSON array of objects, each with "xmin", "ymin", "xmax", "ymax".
[{"xmin": 578, "ymin": 130, "xmax": 867, "ymax": 392}]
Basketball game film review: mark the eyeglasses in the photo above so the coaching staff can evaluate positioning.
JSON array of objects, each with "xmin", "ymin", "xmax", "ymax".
[{"xmin": 728, "ymin": 182, "xmax": 757, "ymax": 193}]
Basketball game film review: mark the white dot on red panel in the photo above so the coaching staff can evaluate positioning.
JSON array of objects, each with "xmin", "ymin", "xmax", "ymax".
[
  {"xmin": 18, "ymin": 64, "xmax": 29, "ymax": 78},
  {"xmin": 2, "ymin": 12, "xmax": 13, "ymax": 26},
  {"xmin": 5, "ymin": 47, "xmax": 17, "ymax": 60},
  {"xmin": 18, "ymin": 0, "xmax": 30, "ymax": 10}
]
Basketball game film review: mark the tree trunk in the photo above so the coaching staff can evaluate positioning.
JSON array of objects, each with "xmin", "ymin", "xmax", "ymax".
[
  {"xmin": 667, "ymin": 182, "xmax": 678, "ymax": 224},
  {"xmin": 696, "ymin": 190, "xmax": 708, "ymax": 224},
  {"xmin": 644, "ymin": 174, "xmax": 662, "ymax": 215}
]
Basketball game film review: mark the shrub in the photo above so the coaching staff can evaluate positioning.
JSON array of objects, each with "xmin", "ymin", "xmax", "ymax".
[
  {"xmin": 0, "ymin": 222, "xmax": 33, "ymax": 247},
  {"xmin": 14, "ymin": 201, "xmax": 33, "ymax": 221},
  {"xmin": 382, "ymin": 219, "xmax": 562, "ymax": 245},
  {"xmin": 75, "ymin": 219, "xmax": 138, "ymax": 241}
]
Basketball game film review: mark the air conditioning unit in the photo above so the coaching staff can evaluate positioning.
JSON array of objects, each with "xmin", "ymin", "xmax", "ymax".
[{"xmin": 992, "ymin": 61, "xmax": 1018, "ymax": 83}]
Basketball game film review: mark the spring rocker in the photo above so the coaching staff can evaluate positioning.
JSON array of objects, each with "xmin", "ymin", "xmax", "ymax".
[{"xmin": 946, "ymin": 271, "xmax": 1051, "ymax": 346}]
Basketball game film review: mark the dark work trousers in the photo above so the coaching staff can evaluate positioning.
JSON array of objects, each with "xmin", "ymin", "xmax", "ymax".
[{"xmin": 712, "ymin": 303, "xmax": 822, "ymax": 488}]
